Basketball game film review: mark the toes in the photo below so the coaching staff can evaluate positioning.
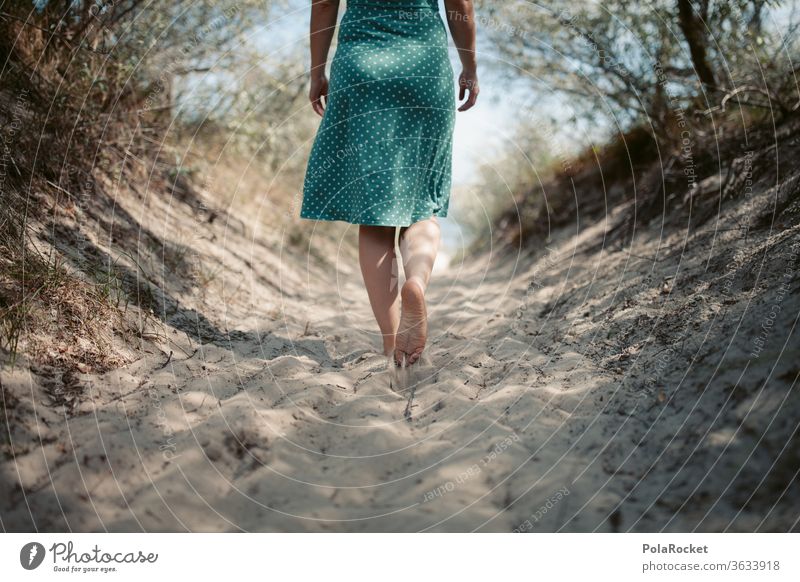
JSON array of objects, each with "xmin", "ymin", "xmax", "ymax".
[
  {"xmin": 393, "ymin": 348, "xmax": 425, "ymax": 367},
  {"xmin": 406, "ymin": 348, "xmax": 424, "ymax": 365}
]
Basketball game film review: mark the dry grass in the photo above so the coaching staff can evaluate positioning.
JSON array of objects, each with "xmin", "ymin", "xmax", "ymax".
[
  {"xmin": 0, "ymin": 240, "xmax": 133, "ymax": 373},
  {"xmin": 0, "ymin": 7, "xmax": 168, "ymax": 371},
  {"xmin": 493, "ymin": 106, "xmax": 800, "ymax": 252}
]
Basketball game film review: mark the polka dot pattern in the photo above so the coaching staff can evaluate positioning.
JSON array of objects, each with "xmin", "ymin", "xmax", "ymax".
[{"xmin": 301, "ymin": 0, "xmax": 456, "ymax": 227}]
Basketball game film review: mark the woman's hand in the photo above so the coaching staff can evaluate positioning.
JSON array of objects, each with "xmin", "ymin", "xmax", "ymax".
[
  {"xmin": 458, "ymin": 68, "xmax": 479, "ymax": 112},
  {"xmin": 310, "ymin": 74, "xmax": 329, "ymax": 117},
  {"xmin": 444, "ymin": 1, "xmax": 478, "ymax": 111},
  {"xmin": 309, "ymin": 0, "xmax": 339, "ymax": 116}
]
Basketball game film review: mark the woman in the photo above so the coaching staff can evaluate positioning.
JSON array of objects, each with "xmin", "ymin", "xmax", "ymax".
[{"xmin": 301, "ymin": 0, "xmax": 478, "ymax": 367}]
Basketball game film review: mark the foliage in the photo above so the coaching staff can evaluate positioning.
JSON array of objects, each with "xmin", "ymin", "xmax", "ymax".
[
  {"xmin": 0, "ymin": 0, "xmax": 313, "ymax": 365},
  {"xmin": 476, "ymin": 0, "xmax": 797, "ymax": 133}
]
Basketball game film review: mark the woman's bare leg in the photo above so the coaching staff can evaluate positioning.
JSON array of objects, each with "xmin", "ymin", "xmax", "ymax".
[
  {"xmin": 358, "ymin": 225, "xmax": 401, "ymax": 355},
  {"xmin": 395, "ymin": 217, "xmax": 441, "ymax": 366}
]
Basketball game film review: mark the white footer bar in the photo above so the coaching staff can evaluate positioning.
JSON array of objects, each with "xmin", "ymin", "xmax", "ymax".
[{"xmin": 1, "ymin": 533, "xmax": 796, "ymax": 580}]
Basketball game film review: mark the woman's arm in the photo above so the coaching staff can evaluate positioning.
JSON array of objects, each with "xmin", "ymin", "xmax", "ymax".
[
  {"xmin": 443, "ymin": 0, "xmax": 479, "ymax": 111},
  {"xmin": 309, "ymin": 0, "xmax": 340, "ymax": 116}
]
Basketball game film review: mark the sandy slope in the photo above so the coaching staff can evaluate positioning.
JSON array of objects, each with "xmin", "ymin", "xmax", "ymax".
[{"xmin": 2, "ymin": 158, "xmax": 799, "ymax": 532}]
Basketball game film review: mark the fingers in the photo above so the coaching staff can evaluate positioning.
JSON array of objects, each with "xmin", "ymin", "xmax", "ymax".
[
  {"xmin": 458, "ymin": 91, "xmax": 477, "ymax": 111},
  {"xmin": 311, "ymin": 88, "xmax": 327, "ymax": 117},
  {"xmin": 311, "ymin": 95, "xmax": 325, "ymax": 117},
  {"xmin": 458, "ymin": 74, "xmax": 479, "ymax": 112},
  {"xmin": 310, "ymin": 79, "xmax": 328, "ymax": 117},
  {"xmin": 458, "ymin": 85, "xmax": 479, "ymax": 111}
]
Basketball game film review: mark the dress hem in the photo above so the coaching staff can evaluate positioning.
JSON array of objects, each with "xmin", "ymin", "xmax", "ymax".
[{"xmin": 299, "ymin": 210, "xmax": 448, "ymax": 228}]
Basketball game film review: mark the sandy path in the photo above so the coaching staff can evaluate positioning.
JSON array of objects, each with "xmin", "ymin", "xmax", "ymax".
[
  {"xmin": 2, "ymin": 248, "xmax": 616, "ymax": 532},
  {"xmin": 2, "ymin": 180, "xmax": 798, "ymax": 532}
]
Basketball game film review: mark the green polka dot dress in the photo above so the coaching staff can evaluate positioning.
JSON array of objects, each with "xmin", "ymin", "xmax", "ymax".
[{"xmin": 301, "ymin": 0, "xmax": 456, "ymax": 227}]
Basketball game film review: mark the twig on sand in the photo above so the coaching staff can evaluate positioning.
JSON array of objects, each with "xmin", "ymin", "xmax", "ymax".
[
  {"xmin": 403, "ymin": 380, "xmax": 416, "ymax": 422},
  {"xmin": 157, "ymin": 350, "xmax": 173, "ymax": 370},
  {"xmin": 167, "ymin": 336, "xmax": 197, "ymax": 358},
  {"xmin": 393, "ymin": 361, "xmax": 416, "ymax": 422},
  {"xmin": 388, "ymin": 357, "xmax": 417, "ymax": 421},
  {"xmin": 186, "ymin": 393, "xmax": 208, "ymax": 414},
  {"xmin": 353, "ymin": 371, "xmax": 374, "ymax": 394}
]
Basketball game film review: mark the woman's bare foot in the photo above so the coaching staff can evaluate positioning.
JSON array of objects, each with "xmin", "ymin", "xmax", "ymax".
[{"xmin": 395, "ymin": 277, "xmax": 427, "ymax": 367}]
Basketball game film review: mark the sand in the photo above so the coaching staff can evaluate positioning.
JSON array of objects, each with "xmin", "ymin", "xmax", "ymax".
[{"xmin": 1, "ymin": 160, "xmax": 798, "ymax": 532}]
